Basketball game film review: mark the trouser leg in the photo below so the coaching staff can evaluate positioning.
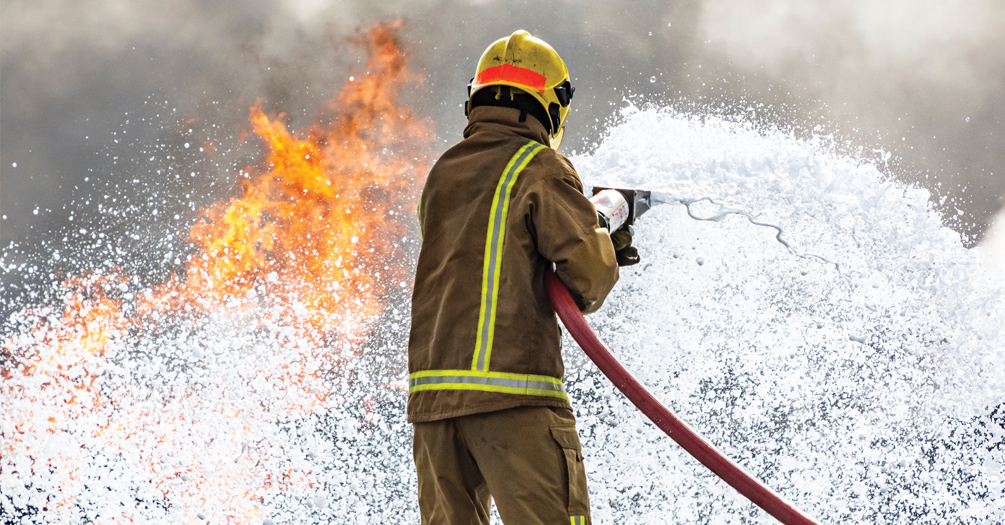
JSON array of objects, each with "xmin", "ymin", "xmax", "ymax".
[
  {"xmin": 413, "ymin": 418, "xmax": 491, "ymax": 525},
  {"xmin": 460, "ymin": 406, "xmax": 591, "ymax": 525}
]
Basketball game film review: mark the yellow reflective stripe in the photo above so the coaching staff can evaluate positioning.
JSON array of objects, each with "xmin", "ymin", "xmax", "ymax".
[
  {"xmin": 570, "ymin": 516, "xmax": 585, "ymax": 525},
  {"xmin": 410, "ymin": 383, "xmax": 567, "ymax": 399},
  {"xmin": 472, "ymin": 141, "xmax": 546, "ymax": 371},
  {"xmin": 411, "ymin": 368, "xmax": 563, "ymax": 384},
  {"xmin": 408, "ymin": 369, "xmax": 567, "ymax": 401}
]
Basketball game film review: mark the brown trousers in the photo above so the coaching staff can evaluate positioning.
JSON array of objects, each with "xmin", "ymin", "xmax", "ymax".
[{"xmin": 413, "ymin": 406, "xmax": 591, "ymax": 525}]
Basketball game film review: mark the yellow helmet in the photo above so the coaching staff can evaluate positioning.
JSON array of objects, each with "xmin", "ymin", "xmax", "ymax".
[{"xmin": 468, "ymin": 30, "xmax": 575, "ymax": 149}]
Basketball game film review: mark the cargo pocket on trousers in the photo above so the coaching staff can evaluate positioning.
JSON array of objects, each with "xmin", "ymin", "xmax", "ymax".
[{"xmin": 550, "ymin": 426, "xmax": 590, "ymax": 516}]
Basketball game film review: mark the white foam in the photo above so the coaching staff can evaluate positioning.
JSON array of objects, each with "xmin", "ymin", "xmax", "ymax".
[{"xmin": 570, "ymin": 104, "xmax": 1005, "ymax": 522}]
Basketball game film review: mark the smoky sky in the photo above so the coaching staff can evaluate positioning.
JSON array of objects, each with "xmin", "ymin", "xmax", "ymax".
[{"xmin": 2, "ymin": 0, "xmax": 1003, "ymax": 258}]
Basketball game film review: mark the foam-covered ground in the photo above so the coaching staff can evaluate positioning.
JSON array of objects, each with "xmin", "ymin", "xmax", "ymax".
[
  {"xmin": 571, "ymin": 106, "xmax": 1005, "ymax": 523},
  {"xmin": 3, "ymin": 105, "xmax": 1004, "ymax": 524}
]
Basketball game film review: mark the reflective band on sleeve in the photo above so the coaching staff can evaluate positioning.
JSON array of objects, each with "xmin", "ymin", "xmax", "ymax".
[
  {"xmin": 472, "ymin": 141, "xmax": 546, "ymax": 372},
  {"xmin": 409, "ymin": 369, "xmax": 567, "ymax": 401},
  {"xmin": 570, "ymin": 516, "xmax": 585, "ymax": 525}
]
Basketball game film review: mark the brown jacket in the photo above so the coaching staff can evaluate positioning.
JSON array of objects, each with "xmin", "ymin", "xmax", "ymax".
[{"xmin": 407, "ymin": 106, "xmax": 619, "ymax": 423}]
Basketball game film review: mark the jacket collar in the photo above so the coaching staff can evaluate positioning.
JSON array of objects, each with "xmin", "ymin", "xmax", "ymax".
[{"xmin": 463, "ymin": 106, "xmax": 552, "ymax": 147}]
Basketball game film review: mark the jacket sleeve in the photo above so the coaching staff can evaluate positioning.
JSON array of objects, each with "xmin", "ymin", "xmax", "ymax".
[{"xmin": 526, "ymin": 159, "xmax": 619, "ymax": 313}]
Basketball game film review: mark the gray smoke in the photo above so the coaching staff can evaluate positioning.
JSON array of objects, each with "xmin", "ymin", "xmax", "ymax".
[
  {"xmin": 2, "ymin": 0, "xmax": 1003, "ymax": 257},
  {"xmin": 697, "ymin": 0, "xmax": 1005, "ymax": 243}
]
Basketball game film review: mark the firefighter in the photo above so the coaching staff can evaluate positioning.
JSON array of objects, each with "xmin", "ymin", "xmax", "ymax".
[{"xmin": 408, "ymin": 30, "xmax": 636, "ymax": 524}]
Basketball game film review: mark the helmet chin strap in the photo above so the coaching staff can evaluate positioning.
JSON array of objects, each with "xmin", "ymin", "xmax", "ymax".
[
  {"xmin": 466, "ymin": 86, "xmax": 559, "ymax": 140},
  {"xmin": 464, "ymin": 98, "xmax": 565, "ymax": 151}
]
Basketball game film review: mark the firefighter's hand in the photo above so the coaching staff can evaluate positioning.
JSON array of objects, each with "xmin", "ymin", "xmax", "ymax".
[{"xmin": 610, "ymin": 230, "xmax": 639, "ymax": 266}]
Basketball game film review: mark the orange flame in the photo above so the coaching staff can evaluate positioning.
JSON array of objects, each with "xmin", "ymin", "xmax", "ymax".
[
  {"xmin": 2, "ymin": 21, "xmax": 433, "ymax": 523},
  {"xmin": 172, "ymin": 20, "xmax": 429, "ymax": 345}
]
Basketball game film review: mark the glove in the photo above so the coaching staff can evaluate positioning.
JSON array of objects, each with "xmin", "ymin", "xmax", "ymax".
[{"xmin": 609, "ymin": 229, "xmax": 640, "ymax": 266}]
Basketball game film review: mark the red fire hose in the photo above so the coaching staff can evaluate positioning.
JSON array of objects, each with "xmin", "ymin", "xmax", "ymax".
[{"xmin": 545, "ymin": 269, "xmax": 821, "ymax": 525}]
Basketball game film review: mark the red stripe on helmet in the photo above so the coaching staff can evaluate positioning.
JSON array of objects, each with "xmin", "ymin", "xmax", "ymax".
[{"xmin": 475, "ymin": 64, "xmax": 547, "ymax": 92}]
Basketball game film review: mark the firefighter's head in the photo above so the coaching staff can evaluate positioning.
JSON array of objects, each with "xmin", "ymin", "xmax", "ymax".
[{"xmin": 466, "ymin": 30, "xmax": 575, "ymax": 150}]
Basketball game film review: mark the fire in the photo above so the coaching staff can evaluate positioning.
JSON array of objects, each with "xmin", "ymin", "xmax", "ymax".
[
  {"xmin": 1, "ymin": 21, "xmax": 433, "ymax": 522},
  {"xmin": 172, "ymin": 20, "xmax": 428, "ymax": 345}
]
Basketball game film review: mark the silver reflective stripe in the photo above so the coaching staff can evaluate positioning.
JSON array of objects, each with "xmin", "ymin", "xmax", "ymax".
[
  {"xmin": 472, "ymin": 141, "xmax": 546, "ymax": 371},
  {"xmin": 408, "ymin": 370, "xmax": 567, "ymax": 401},
  {"xmin": 409, "ymin": 374, "xmax": 564, "ymax": 393}
]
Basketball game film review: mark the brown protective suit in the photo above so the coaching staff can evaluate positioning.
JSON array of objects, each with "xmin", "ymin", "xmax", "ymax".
[{"xmin": 408, "ymin": 106, "xmax": 618, "ymax": 524}]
